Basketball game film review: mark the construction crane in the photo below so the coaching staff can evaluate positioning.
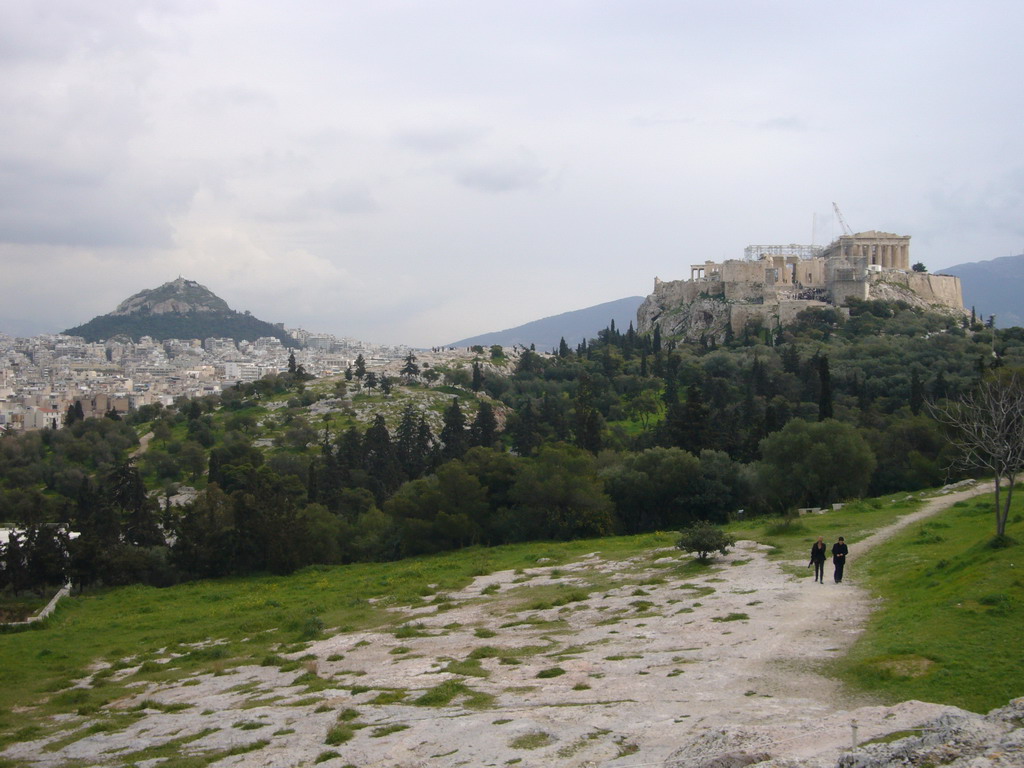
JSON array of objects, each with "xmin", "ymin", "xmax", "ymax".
[{"xmin": 832, "ymin": 202, "xmax": 854, "ymax": 236}]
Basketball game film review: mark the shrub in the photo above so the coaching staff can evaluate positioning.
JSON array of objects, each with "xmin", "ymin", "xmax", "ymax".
[{"xmin": 676, "ymin": 521, "xmax": 736, "ymax": 562}]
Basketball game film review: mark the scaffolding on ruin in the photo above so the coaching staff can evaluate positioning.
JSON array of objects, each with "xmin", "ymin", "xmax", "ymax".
[{"xmin": 743, "ymin": 244, "xmax": 824, "ymax": 261}]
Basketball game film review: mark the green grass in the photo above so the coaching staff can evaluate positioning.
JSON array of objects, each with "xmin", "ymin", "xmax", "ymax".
[
  {"xmin": 508, "ymin": 731, "xmax": 554, "ymax": 749},
  {"xmin": 724, "ymin": 494, "xmax": 925, "ymax": 561},
  {"xmin": 835, "ymin": 488, "xmax": 1024, "ymax": 712},
  {"xmin": 411, "ymin": 679, "xmax": 494, "ymax": 709},
  {"xmin": 2, "ymin": 482, "xmax": 1017, "ymax": 749},
  {"xmin": 536, "ymin": 667, "xmax": 566, "ymax": 678},
  {"xmin": 0, "ymin": 531, "xmax": 675, "ymax": 741}
]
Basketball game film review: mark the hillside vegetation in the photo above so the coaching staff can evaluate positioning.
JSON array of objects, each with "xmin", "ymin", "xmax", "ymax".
[{"xmin": 2, "ymin": 301, "xmax": 1023, "ymax": 597}]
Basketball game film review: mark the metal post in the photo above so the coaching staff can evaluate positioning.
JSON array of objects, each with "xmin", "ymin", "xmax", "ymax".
[{"xmin": 851, "ymin": 719, "xmax": 858, "ymax": 750}]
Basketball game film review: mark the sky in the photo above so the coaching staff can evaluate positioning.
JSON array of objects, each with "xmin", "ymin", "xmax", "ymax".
[{"xmin": 2, "ymin": 1, "xmax": 1023, "ymax": 346}]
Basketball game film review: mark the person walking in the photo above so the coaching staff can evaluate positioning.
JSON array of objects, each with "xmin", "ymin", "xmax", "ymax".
[
  {"xmin": 832, "ymin": 536, "xmax": 849, "ymax": 583},
  {"xmin": 809, "ymin": 536, "xmax": 827, "ymax": 583}
]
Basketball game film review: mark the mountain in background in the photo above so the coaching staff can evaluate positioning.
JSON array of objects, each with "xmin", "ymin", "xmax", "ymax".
[
  {"xmin": 448, "ymin": 296, "xmax": 645, "ymax": 351},
  {"xmin": 942, "ymin": 254, "xmax": 1024, "ymax": 328},
  {"xmin": 63, "ymin": 278, "xmax": 296, "ymax": 346}
]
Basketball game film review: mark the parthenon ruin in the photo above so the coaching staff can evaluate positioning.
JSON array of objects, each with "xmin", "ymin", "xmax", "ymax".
[
  {"xmin": 820, "ymin": 231, "xmax": 910, "ymax": 270},
  {"xmin": 638, "ymin": 229, "xmax": 965, "ymax": 342}
]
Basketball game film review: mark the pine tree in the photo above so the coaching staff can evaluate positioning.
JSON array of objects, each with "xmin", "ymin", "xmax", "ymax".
[
  {"xmin": 440, "ymin": 398, "xmax": 469, "ymax": 460},
  {"xmin": 781, "ymin": 344, "xmax": 800, "ymax": 374},
  {"xmin": 396, "ymin": 405, "xmax": 432, "ymax": 479},
  {"xmin": 470, "ymin": 401, "xmax": 499, "ymax": 448},
  {"xmin": 510, "ymin": 400, "xmax": 542, "ymax": 456},
  {"xmin": 363, "ymin": 414, "xmax": 402, "ymax": 500},
  {"xmin": 471, "ymin": 362, "xmax": 484, "ymax": 392},
  {"xmin": 288, "ymin": 352, "xmax": 297, "ymax": 375},
  {"xmin": 558, "ymin": 337, "xmax": 570, "ymax": 358},
  {"xmin": 401, "ymin": 352, "xmax": 419, "ymax": 379},
  {"xmin": 354, "ymin": 354, "xmax": 366, "ymax": 380}
]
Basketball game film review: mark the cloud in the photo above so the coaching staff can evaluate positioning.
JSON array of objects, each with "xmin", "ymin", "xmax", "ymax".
[
  {"xmin": 756, "ymin": 116, "xmax": 808, "ymax": 132},
  {"xmin": 452, "ymin": 149, "xmax": 548, "ymax": 193},
  {"xmin": 3, "ymin": 1, "xmax": 1024, "ymax": 344},
  {"xmin": 395, "ymin": 126, "xmax": 487, "ymax": 154}
]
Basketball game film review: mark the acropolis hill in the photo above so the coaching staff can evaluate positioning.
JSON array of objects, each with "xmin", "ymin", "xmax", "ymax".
[{"xmin": 637, "ymin": 230, "xmax": 966, "ymax": 341}]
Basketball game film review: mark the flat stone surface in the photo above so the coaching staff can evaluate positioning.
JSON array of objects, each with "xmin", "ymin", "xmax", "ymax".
[{"xmin": 3, "ymin": 484, "xmax": 995, "ymax": 768}]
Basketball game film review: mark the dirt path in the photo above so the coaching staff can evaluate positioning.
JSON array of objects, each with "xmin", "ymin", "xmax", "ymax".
[
  {"xmin": 3, "ymin": 483, "xmax": 995, "ymax": 768},
  {"xmin": 130, "ymin": 430, "xmax": 153, "ymax": 458}
]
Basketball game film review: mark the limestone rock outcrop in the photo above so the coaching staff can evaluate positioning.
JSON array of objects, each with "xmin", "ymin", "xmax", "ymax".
[
  {"xmin": 637, "ymin": 235, "xmax": 966, "ymax": 343},
  {"xmin": 837, "ymin": 697, "xmax": 1024, "ymax": 768}
]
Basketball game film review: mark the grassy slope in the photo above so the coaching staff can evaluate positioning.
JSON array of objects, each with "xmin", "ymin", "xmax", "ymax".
[
  {"xmin": 0, "ymin": 533, "xmax": 671, "ymax": 747},
  {"xmin": 1, "ymin": 486, "xmax": 1021, "ymax": 749},
  {"xmin": 834, "ymin": 487, "xmax": 1024, "ymax": 712}
]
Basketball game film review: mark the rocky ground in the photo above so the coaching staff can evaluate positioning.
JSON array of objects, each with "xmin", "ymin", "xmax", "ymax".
[{"xmin": 6, "ymin": 484, "xmax": 1020, "ymax": 768}]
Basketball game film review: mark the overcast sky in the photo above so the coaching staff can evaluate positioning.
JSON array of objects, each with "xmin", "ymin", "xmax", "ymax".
[{"xmin": 2, "ymin": 1, "xmax": 1022, "ymax": 345}]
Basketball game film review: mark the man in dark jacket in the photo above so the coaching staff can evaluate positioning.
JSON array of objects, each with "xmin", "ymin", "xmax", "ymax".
[{"xmin": 832, "ymin": 536, "xmax": 849, "ymax": 583}]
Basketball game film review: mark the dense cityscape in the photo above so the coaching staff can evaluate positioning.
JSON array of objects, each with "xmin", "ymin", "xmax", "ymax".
[{"xmin": 0, "ymin": 330, "xmax": 470, "ymax": 433}]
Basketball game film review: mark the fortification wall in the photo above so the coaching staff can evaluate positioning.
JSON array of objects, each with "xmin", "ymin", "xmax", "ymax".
[{"xmin": 867, "ymin": 272, "xmax": 964, "ymax": 311}]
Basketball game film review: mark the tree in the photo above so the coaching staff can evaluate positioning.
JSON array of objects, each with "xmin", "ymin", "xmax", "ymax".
[
  {"xmin": 627, "ymin": 389, "xmax": 662, "ymax": 430},
  {"xmin": 470, "ymin": 401, "xmax": 499, "ymax": 448},
  {"xmin": 930, "ymin": 371, "xmax": 1024, "ymax": 539},
  {"xmin": 675, "ymin": 520, "xmax": 735, "ymax": 562},
  {"xmin": 509, "ymin": 400, "xmax": 542, "ymax": 456},
  {"xmin": 509, "ymin": 444, "xmax": 615, "ymax": 540},
  {"xmin": 759, "ymin": 419, "xmax": 876, "ymax": 511},
  {"xmin": 912, "ymin": 262, "xmax": 928, "ymax": 272},
  {"xmin": 396, "ymin": 405, "xmax": 434, "ymax": 479},
  {"xmin": 603, "ymin": 447, "xmax": 702, "ymax": 533},
  {"xmin": 440, "ymin": 398, "xmax": 469, "ymax": 460},
  {"xmin": 354, "ymin": 354, "xmax": 367, "ymax": 380},
  {"xmin": 909, "ymin": 368, "xmax": 925, "ymax": 415},
  {"xmin": 818, "ymin": 355, "xmax": 833, "ymax": 421},
  {"xmin": 363, "ymin": 415, "xmax": 403, "ymax": 500},
  {"xmin": 105, "ymin": 459, "xmax": 164, "ymax": 547},
  {"xmin": 401, "ymin": 352, "xmax": 419, "ymax": 380},
  {"xmin": 65, "ymin": 401, "xmax": 85, "ymax": 427},
  {"xmin": 288, "ymin": 352, "xmax": 297, "ymax": 375},
  {"xmin": 471, "ymin": 362, "xmax": 484, "ymax": 392}
]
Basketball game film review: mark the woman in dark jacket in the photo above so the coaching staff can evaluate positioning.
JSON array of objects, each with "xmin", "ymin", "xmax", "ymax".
[{"xmin": 809, "ymin": 536, "xmax": 827, "ymax": 583}]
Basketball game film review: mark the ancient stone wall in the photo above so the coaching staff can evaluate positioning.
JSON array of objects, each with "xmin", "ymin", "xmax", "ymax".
[{"xmin": 639, "ymin": 233, "xmax": 965, "ymax": 342}]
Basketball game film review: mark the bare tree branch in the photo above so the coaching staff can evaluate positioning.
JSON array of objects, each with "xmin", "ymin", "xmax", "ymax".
[{"xmin": 928, "ymin": 371, "xmax": 1024, "ymax": 538}]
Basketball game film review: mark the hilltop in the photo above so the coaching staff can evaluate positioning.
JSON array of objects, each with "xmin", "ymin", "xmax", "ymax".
[
  {"xmin": 447, "ymin": 296, "xmax": 644, "ymax": 351},
  {"xmin": 943, "ymin": 253, "xmax": 1024, "ymax": 328},
  {"xmin": 62, "ymin": 278, "xmax": 295, "ymax": 346}
]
